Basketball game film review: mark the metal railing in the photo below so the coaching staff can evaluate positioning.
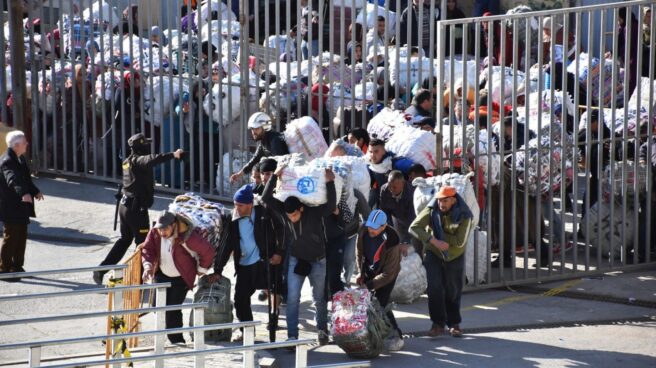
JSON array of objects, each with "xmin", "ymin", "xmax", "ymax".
[{"xmin": 0, "ymin": 266, "xmax": 368, "ymax": 368}]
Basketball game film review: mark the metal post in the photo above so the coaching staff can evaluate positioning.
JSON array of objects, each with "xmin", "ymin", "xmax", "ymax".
[
  {"xmin": 111, "ymin": 283, "xmax": 123, "ymax": 368},
  {"xmin": 28, "ymin": 346, "xmax": 41, "ymax": 368},
  {"xmin": 154, "ymin": 287, "xmax": 167, "ymax": 368},
  {"xmin": 295, "ymin": 343, "xmax": 308, "ymax": 368},
  {"xmin": 193, "ymin": 307, "xmax": 205, "ymax": 368},
  {"xmin": 242, "ymin": 324, "xmax": 256, "ymax": 368},
  {"xmin": 8, "ymin": 0, "xmax": 26, "ymax": 132}
]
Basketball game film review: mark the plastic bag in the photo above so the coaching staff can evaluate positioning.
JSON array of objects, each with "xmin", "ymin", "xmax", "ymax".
[
  {"xmin": 390, "ymin": 247, "xmax": 427, "ymax": 304},
  {"xmin": 274, "ymin": 158, "xmax": 345, "ymax": 207},
  {"xmin": 169, "ymin": 193, "xmax": 225, "ymax": 247},
  {"xmin": 203, "ymin": 79, "xmax": 241, "ymax": 126},
  {"xmin": 413, "ymin": 173, "xmax": 480, "ymax": 228},
  {"xmin": 284, "ymin": 116, "xmax": 328, "ymax": 159},
  {"xmin": 142, "ymin": 76, "xmax": 181, "ymax": 125},
  {"xmin": 385, "ymin": 125, "xmax": 436, "ymax": 171},
  {"xmin": 465, "ymin": 230, "xmax": 487, "ymax": 285},
  {"xmin": 581, "ymin": 201, "xmax": 636, "ymax": 260},
  {"xmin": 216, "ymin": 150, "xmax": 253, "ymax": 196},
  {"xmin": 366, "ymin": 107, "xmax": 410, "ymax": 141}
]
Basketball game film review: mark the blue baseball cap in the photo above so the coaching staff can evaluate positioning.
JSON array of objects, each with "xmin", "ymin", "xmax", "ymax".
[{"xmin": 365, "ymin": 209, "xmax": 388, "ymax": 229}]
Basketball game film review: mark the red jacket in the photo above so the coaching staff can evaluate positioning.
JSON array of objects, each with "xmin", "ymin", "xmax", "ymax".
[{"xmin": 142, "ymin": 220, "xmax": 216, "ymax": 289}]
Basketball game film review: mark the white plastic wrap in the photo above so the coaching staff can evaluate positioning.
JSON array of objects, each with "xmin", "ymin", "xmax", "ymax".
[
  {"xmin": 441, "ymin": 125, "xmax": 500, "ymax": 186},
  {"xmin": 82, "ymin": 1, "xmax": 121, "ymax": 29},
  {"xmin": 413, "ymin": 173, "xmax": 480, "ymax": 228},
  {"xmin": 390, "ymin": 56, "xmax": 432, "ymax": 89},
  {"xmin": 465, "ymin": 230, "xmax": 488, "ymax": 285},
  {"xmin": 355, "ymin": 4, "xmax": 397, "ymax": 38},
  {"xmin": 142, "ymin": 76, "xmax": 181, "ymax": 125},
  {"xmin": 581, "ymin": 201, "xmax": 636, "ymax": 260},
  {"xmin": 390, "ymin": 247, "xmax": 427, "ymax": 304},
  {"xmin": 366, "ymin": 107, "xmax": 410, "ymax": 141},
  {"xmin": 284, "ymin": 116, "xmax": 328, "ymax": 159},
  {"xmin": 216, "ymin": 150, "xmax": 253, "ymax": 196},
  {"xmin": 203, "ymin": 79, "xmax": 241, "ymax": 125},
  {"xmin": 438, "ymin": 59, "xmax": 479, "ymax": 90},
  {"xmin": 628, "ymin": 77, "xmax": 656, "ymax": 111},
  {"xmin": 385, "ymin": 125, "xmax": 436, "ymax": 171},
  {"xmin": 95, "ymin": 71, "xmax": 122, "ymax": 101},
  {"xmin": 273, "ymin": 158, "xmax": 345, "ymax": 207},
  {"xmin": 602, "ymin": 161, "xmax": 649, "ymax": 199},
  {"xmin": 483, "ymin": 66, "xmax": 530, "ymax": 105}
]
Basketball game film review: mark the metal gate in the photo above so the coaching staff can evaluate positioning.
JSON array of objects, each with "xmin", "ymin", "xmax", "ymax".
[{"xmin": 1, "ymin": 0, "xmax": 654, "ymax": 288}]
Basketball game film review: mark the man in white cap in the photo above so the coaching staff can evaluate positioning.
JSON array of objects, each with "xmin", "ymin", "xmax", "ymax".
[{"xmin": 229, "ymin": 112, "xmax": 289, "ymax": 184}]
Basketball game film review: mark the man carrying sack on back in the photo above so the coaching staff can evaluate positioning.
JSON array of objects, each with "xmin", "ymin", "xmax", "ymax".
[{"xmin": 141, "ymin": 211, "xmax": 216, "ymax": 344}]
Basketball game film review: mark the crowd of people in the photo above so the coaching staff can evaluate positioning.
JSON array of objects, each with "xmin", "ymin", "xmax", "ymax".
[{"xmin": 1, "ymin": 0, "xmax": 656, "ymax": 358}]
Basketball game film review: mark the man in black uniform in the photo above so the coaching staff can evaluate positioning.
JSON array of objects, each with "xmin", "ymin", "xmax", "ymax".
[{"xmin": 93, "ymin": 133, "xmax": 184, "ymax": 284}]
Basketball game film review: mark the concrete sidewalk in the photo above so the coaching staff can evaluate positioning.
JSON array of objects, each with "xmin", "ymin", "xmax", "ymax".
[{"xmin": 1, "ymin": 177, "xmax": 655, "ymax": 367}]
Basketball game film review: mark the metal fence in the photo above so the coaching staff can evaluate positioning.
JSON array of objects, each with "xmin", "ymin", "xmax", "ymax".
[{"xmin": 1, "ymin": 0, "xmax": 655, "ymax": 288}]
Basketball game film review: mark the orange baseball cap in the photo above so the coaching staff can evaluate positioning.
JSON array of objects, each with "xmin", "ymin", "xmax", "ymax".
[{"xmin": 436, "ymin": 186, "xmax": 457, "ymax": 199}]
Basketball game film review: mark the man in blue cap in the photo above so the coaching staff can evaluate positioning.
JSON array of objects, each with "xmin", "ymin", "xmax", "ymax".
[
  {"xmin": 212, "ymin": 183, "xmax": 284, "ymax": 342},
  {"xmin": 356, "ymin": 209, "xmax": 404, "ymax": 351}
]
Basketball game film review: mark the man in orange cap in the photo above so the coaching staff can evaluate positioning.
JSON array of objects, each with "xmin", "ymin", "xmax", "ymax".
[{"xmin": 410, "ymin": 185, "xmax": 474, "ymax": 338}]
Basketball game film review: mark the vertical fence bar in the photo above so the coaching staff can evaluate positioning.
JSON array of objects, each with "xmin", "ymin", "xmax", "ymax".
[
  {"xmin": 193, "ymin": 307, "xmax": 205, "ymax": 368},
  {"xmin": 154, "ymin": 287, "xmax": 166, "ymax": 368},
  {"xmin": 28, "ymin": 346, "xmax": 41, "ymax": 368},
  {"xmin": 243, "ymin": 324, "xmax": 256, "ymax": 367}
]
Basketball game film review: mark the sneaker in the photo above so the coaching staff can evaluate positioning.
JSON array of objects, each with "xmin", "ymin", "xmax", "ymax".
[
  {"xmin": 318, "ymin": 330, "xmax": 330, "ymax": 346},
  {"xmin": 232, "ymin": 330, "xmax": 243, "ymax": 343},
  {"xmin": 427, "ymin": 324, "xmax": 445, "ymax": 337},
  {"xmin": 385, "ymin": 336, "xmax": 404, "ymax": 351},
  {"xmin": 93, "ymin": 271, "xmax": 103, "ymax": 285},
  {"xmin": 449, "ymin": 325, "xmax": 463, "ymax": 338},
  {"xmin": 258, "ymin": 290, "xmax": 268, "ymax": 302},
  {"xmin": 285, "ymin": 337, "xmax": 298, "ymax": 351}
]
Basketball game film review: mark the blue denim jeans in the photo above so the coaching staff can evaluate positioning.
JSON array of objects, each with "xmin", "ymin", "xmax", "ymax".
[
  {"xmin": 342, "ymin": 235, "xmax": 357, "ymax": 285},
  {"xmin": 301, "ymin": 39, "xmax": 320, "ymax": 60},
  {"xmin": 286, "ymin": 255, "xmax": 328, "ymax": 339}
]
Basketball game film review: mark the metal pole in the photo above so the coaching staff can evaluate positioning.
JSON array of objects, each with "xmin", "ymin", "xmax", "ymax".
[
  {"xmin": 154, "ymin": 287, "xmax": 166, "ymax": 368},
  {"xmin": 193, "ymin": 307, "xmax": 205, "ymax": 368},
  {"xmin": 243, "ymin": 324, "xmax": 256, "ymax": 368},
  {"xmin": 8, "ymin": 1, "xmax": 26, "ymax": 132}
]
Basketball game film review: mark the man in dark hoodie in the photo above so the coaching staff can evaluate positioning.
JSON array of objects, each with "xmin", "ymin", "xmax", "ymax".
[
  {"xmin": 410, "ymin": 186, "xmax": 473, "ymax": 338},
  {"xmin": 262, "ymin": 165, "xmax": 336, "ymax": 345},
  {"xmin": 356, "ymin": 209, "xmax": 404, "ymax": 351}
]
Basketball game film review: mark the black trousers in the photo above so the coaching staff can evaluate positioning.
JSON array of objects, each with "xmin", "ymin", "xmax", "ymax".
[
  {"xmin": 155, "ymin": 271, "xmax": 190, "ymax": 343},
  {"xmin": 0, "ymin": 223, "xmax": 28, "ymax": 273},
  {"xmin": 424, "ymin": 252, "xmax": 464, "ymax": 328},
  {"xmin": 99, "ymin": 202, "xmax": 149, "ymax": 275},
  {"xmin": 234, "ymin": 263, "xmax": 260, "ymax": 323},
  {"xmin": 326, "ymin": 234, "xmax": 346, "ymax": 297},
  {"xmin": 371, "ymin": 277, "xmax": 402, "ymax": 338}
]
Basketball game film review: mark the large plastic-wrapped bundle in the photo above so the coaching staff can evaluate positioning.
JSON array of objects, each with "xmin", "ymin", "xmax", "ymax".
[
  {"xmin": 284, "ymin": 116, "xmax": 328, "ymax": 159},
  {"xmin": 216, "ymin": 150, "xmax": 253, "ymax": 196},
  {"xmin": 581, "ymin": 201, "xmax": 636, "ymax": 259},
  {"xmin": 413, "ymin": 173, "xmax": 480, "ymax": 228},
  {"xmin": 95, "ymin": 71, "xmax": 122, "ymax": 101},
  {"xmin": 312, "ymin": 62, "xmax": 354, "ymax": 90},
  {"xmin": 602, "ymin": 161, "xmax": 648, "ymax": 199},
  {"xmin": 385, "ymin": 125, "xmax": 436, "ymax": 171},
  {"xmin": 198, "ymin": 0, "xmax": 237, "ymax": 24},
  {"xmin": 465, "ymin": 230, "xmax": 488, "ymax": 285},
  {"xmin": 366, "ymin": 107, "xmax": 409, "ymax": 141},
  {"xmin": 259, "ymin": 81, "xmax": 306, "ymax": 123},
  {"xmin": 441, "ymin": 125, "xmax": 500, "ymax": 186},
  {"xmin": 628, "ymin": 77, "xmax": 656, "ymax": 111},
  {"xmin": 510, "ymin": 135, "xmax": 575, "ymax": 196},
  {"xmin": 517, "ymin": 90, "xmax": 575, "ymax": 126},
  {"xmin": 390, "ymin": 56, "xmax": 432, "ymax": 89},
  {"xmin": 355, "ymin": 4, "xmax": 397, "ymax": 38},
  {"xmin": 504, "ymin": 6, "xmax": 539, "ymax": 58},
  {"xmin": 390, "ymin": 247, "xmax": 427, "ymax": 304},
  {"xmin": 267, "ymin": 60, "xmax": 315, "ymax": 84},
  {"xmin": 190, "ymin": 275, "xmax": 233, "ymax": 342},
  {"xmin": 438, "ymin": 59, "xmax": 479, "ymax": 90},
  {"xmin": 312, "ymin": 157, "xmax": 356, "ymax": 213},
  {"xmin": 482, "ymin": 66, "xmax": 529, "ymax": 105},
  {"xmin": 566, "ymin": 53, "xmax": 624, "ymax": 107},
  {"xmin": 331, "ymin": 289, "xmax": 391, "ymax": 359},
  {"xmin": 142, "ymin": 76, "xmax": 181, "ymax": 125},
  {"xmin": 273, "ymin": 158, "xmax": 346, "ymax": 207},
  {"xmin": 352, "ymin": 82, "xmax": 377, "ymax": 102},
  {"xmin": 203, "ymin": 79, "xmax": 241, "ymax": 126},
  {"xmin": 169, "ymin": 193, "xmax": 225, "ymax": 247},
  {"xmin": 82, "ymin": 1, "xmax": 121, "ymax": 29}
]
